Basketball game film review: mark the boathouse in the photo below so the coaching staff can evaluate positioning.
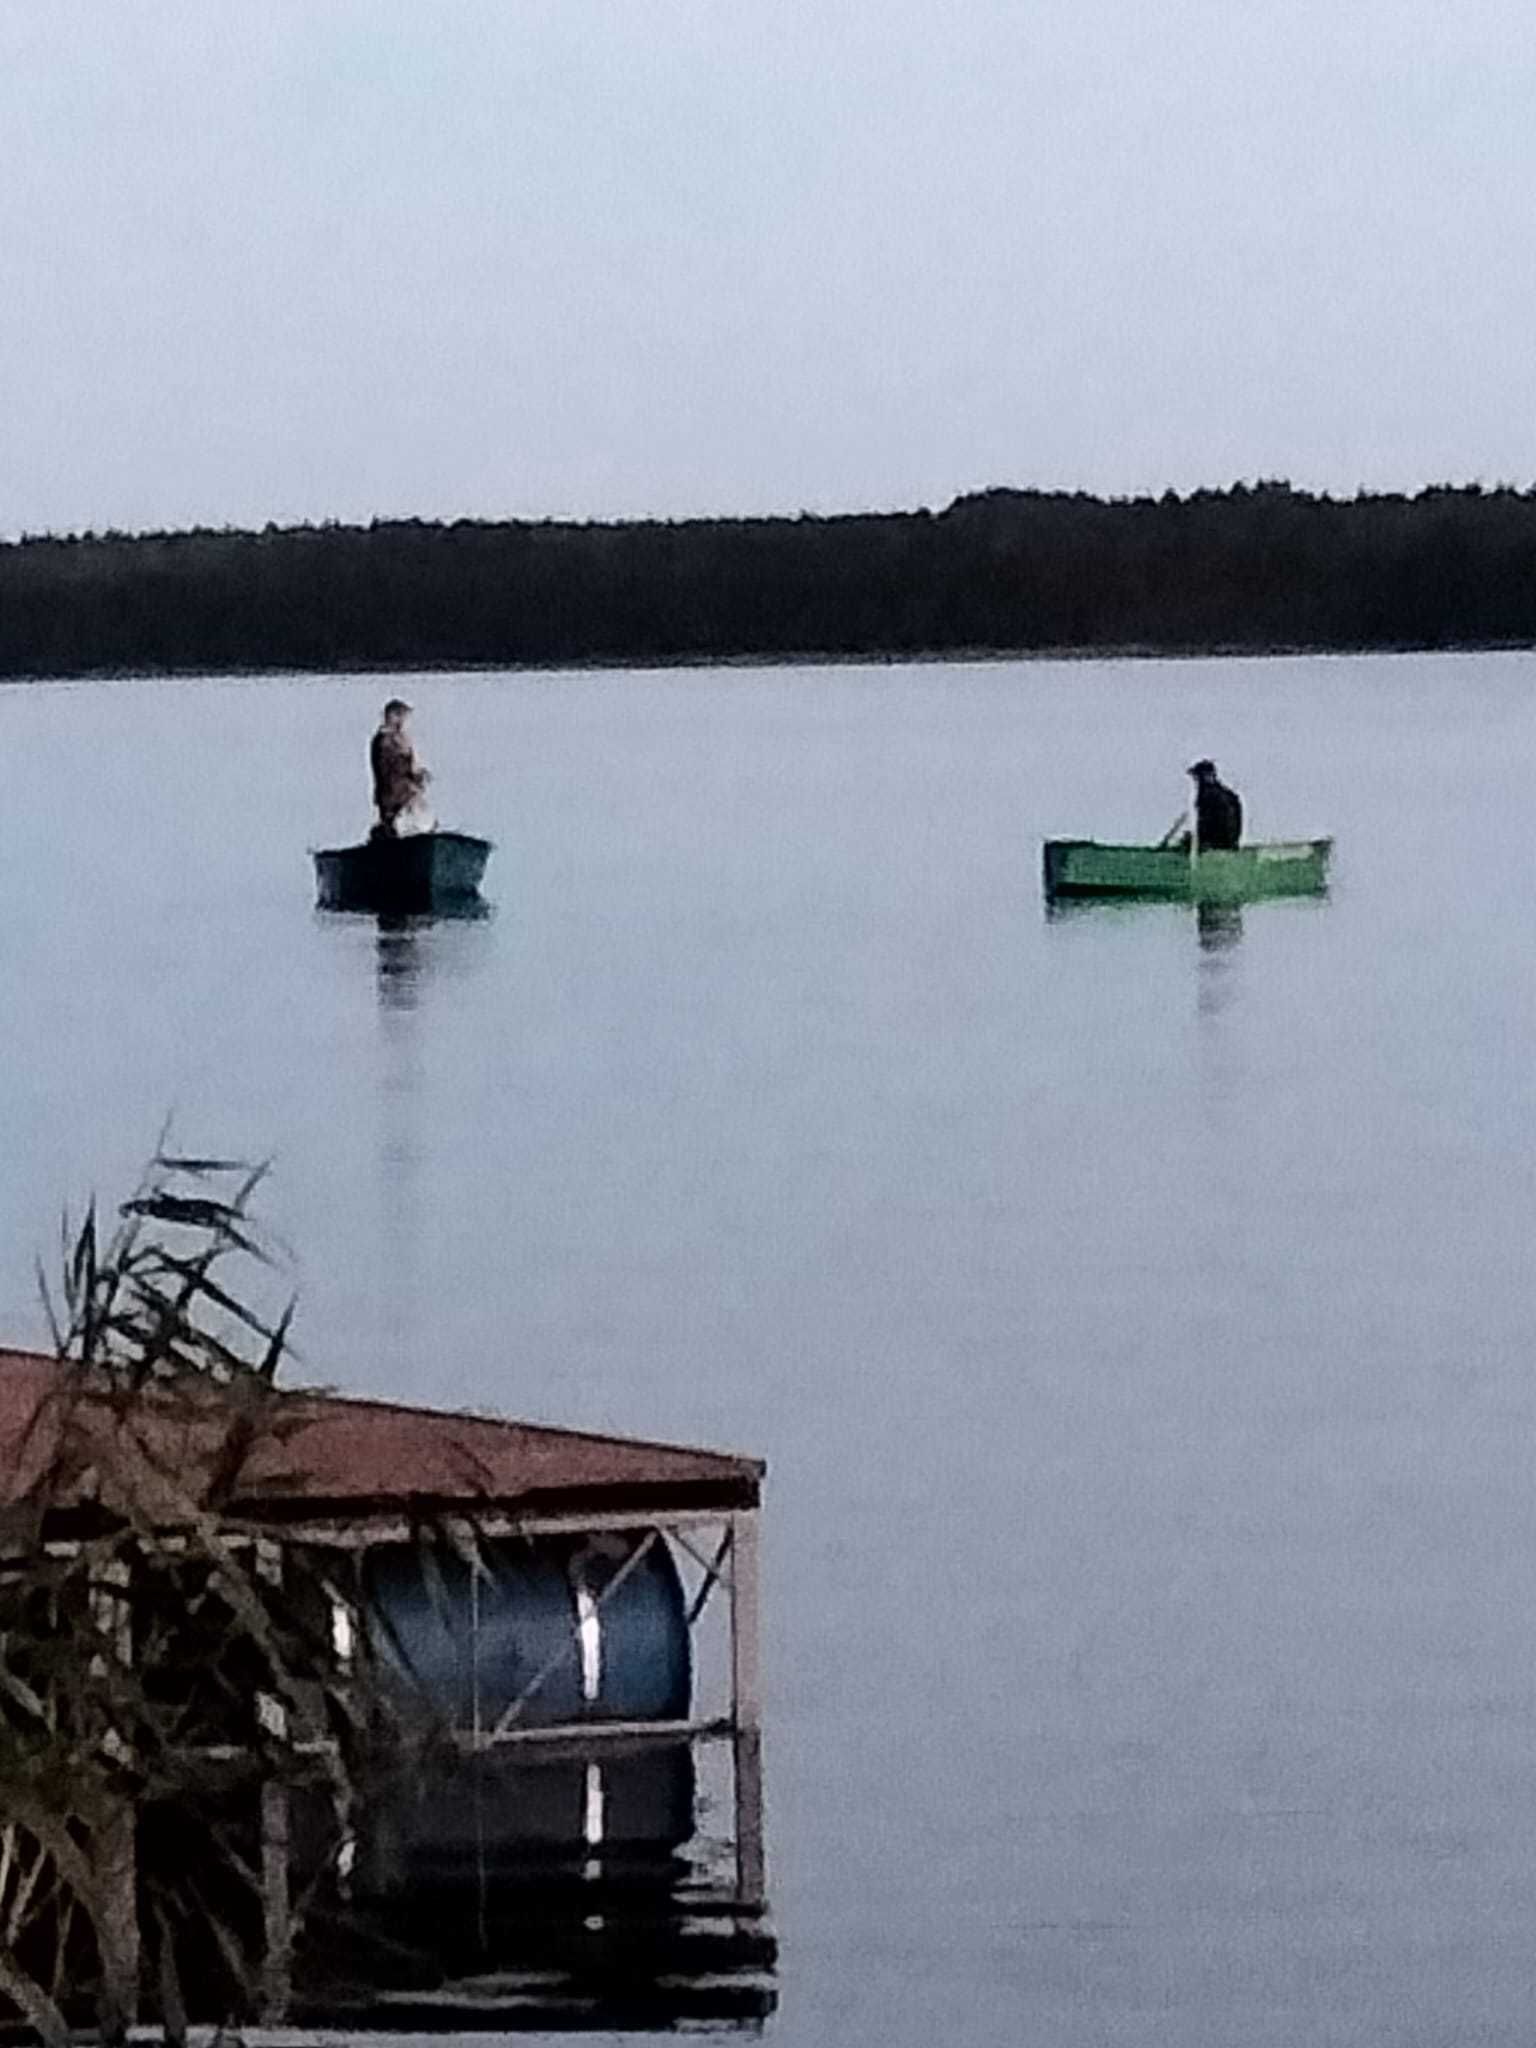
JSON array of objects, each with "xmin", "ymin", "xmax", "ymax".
[{"xmin": 0, "ymin": 1347, "xmax": 770, "ymax": 2030}]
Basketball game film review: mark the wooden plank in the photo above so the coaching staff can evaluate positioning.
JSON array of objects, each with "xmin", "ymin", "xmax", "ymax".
[
  {"xmin": 188, "ymin": 1717, "xmax": 734, "ymax": 1766},
  {"xmin": 478, "ymin": 1714, "xmax": 731, "ymax": 1755}
]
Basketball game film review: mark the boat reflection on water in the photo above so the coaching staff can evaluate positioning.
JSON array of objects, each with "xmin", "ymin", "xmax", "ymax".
[
  {"xmin": 1044, "ymin": 892, "xmax": 1249, "ymax": 1017},
  {"xmin": 1043, "ymin": 895, "xmax": 1249, "ymax": 950},
  {"xmin": 373, "ymin": 900, "xmax": 493, "ymax": 1013}
]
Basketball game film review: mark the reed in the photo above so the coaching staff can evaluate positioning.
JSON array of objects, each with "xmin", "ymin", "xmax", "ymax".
[{"xmin": 0, "ymin": 1152, "xmax": 404, "ymax": 2043}]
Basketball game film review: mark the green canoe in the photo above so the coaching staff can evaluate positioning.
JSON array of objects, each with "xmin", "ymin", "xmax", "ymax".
[{"xmin": 1042, "ymin": 837, "xmax": 1332, "ymax": 902}]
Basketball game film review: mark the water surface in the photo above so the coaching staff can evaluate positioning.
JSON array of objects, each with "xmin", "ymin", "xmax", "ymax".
[{"xmin": 4, "ymin": 653, "xmax": 1536, "ymax": 2045}]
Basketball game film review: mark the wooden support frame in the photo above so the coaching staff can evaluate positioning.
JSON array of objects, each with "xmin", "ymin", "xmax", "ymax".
[
  {"xmin": 36, "ymin": 1486, "xmax": 768, "ymax": 2023},
  {"xmin": 353, "ymin": 1502, "xmax": 768, "ymax": 1911}
]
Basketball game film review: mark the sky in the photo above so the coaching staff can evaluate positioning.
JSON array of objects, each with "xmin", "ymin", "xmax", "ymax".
[{"xmin": 2, "ymin": 0, "xmax": 1534, "ymax": 534}]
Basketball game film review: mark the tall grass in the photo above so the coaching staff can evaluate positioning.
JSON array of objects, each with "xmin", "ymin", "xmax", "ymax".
[{"xmin": 0, "ymin": 1153, "xmax": 382, "ymax": 2043}]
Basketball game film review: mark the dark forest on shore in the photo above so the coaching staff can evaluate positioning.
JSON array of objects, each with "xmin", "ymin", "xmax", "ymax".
[{"xmin": 4, "ymin": 481, "xmax": 1536, "ymax": 679}]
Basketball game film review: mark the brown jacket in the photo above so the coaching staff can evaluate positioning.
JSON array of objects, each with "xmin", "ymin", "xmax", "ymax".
[{"xmin": 370, "ymin": 725, "xmax": 424, "ymax": 821}]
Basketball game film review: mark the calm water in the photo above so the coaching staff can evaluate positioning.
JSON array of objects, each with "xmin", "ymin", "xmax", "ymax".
[{"xmin": 5, "ymin": 654, "xmax": 1536, "ymax": 2044}]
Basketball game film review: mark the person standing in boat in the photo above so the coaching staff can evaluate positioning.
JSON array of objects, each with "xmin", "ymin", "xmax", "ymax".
[
  {"xmin": 370, "ymin": 698, "xmax": 435, "ymax": 837},
  {"xmin": 1160, "ymin": 758, "xmax": 1242, "ymax": 851}
]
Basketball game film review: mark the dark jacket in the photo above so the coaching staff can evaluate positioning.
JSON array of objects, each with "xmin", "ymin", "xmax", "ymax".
[{"xmin": 1195, "ymin": 778, "xmax": 1242, "ymax": 850}]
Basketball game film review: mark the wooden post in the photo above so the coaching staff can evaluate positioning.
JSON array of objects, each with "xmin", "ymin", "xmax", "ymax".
[
  {"xmin": 254, "ymin": 1540, "xmax": 293, "ymax": 2022},
  {"xmin": 96, "ymin": 1807, "xmax": 140, "ymax": 2043},
  {"xmin": 728, "ymin": 1512, "xmax": 764, "ymax": 1908},
  {"xmin": 91, "ymin": 1559, "xmax": 139, "ymax": 2037},
  {"xmin": 259, "ymin": 1782, "xmax": 292, "ymax": 2021}
]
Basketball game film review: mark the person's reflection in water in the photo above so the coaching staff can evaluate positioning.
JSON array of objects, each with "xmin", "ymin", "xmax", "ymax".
[
  {"xmin": 374, "ymin": 901, "xmax": 491, "ymax": 1010},
  {"xmin": 1195, "ymin": 900, "xmax": 1244, "ymax": 1016},
  {"xmin": 375, "ymin": 914, "xmax": 426, "ymax": 1013},
  {"xmin": 374, "ymin": 917, "xmax": 430, "ymax": 1391},
  {"xmin": 370, "ymin": 904, "xmax": 488, "ymax": 1387},
  {"xmin": 1196, "ymin": 901, "xmax": 1244, "ymax": 953}
]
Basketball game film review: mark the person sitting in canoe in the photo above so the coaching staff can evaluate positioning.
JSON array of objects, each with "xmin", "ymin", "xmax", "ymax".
[
  {"xmin": 370, "ymin": 697, "xmax": 435, "ymax": 838},
  {"xmin": 1158, "ymin": 758, "xmax": 1242, "ymax": 852}
]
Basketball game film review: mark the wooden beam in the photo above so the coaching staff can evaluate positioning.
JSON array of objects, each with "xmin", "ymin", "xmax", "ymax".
[
  {"xmin": 678, "ymin": 1527, "xmax": 735, "ymax": 1625},
  {"xmin": 728, "ymin": 1511, "xmax": 765, "ymax": 1907},
  {"xmin": 266, "ymin": 1505, "xmax": 742, "ymax": 1548},
  {"xmin": 475, "ymin": 1714, "xmax": 732, "ymax": 1757}
]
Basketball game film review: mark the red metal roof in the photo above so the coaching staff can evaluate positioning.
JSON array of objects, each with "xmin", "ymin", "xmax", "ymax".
[{"xmin": 0, "ymin": 1348, "xmax": 761, "ymax": 1527}]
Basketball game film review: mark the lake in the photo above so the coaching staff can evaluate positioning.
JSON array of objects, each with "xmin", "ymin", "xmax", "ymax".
[{"xmin": 4, "ymin": 652, "xmax": 1536, "ymax": 2045}]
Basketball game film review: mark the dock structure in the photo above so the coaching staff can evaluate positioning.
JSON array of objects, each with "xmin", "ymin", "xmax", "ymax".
[{"xmin": 0, "ymin": 1348, "xmax": 772, "ymax": 2032}]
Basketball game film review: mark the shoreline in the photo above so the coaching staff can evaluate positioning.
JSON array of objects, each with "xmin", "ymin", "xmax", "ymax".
[{"xmin": 3, "ymin": 636, "xmax": 1534, "ymax": 689}]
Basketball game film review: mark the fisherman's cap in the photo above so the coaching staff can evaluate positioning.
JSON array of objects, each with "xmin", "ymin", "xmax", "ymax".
[
  {"xmin": 383, "ymin": 697, "xmax": 412, "ymax": 716},
  {"xmin": 1186, "ymin": 758, "xmax": 1217, "ymax": 778}
]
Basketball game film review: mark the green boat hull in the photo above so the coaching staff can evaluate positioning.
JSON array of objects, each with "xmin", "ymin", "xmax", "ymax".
[
  {"xmin": 1043, "ymin": 837, "xmax": 1331, "ymax": 902},
  {"xmin": 313, "ymin": 829, "xmax": 493, "ymax": 912}
]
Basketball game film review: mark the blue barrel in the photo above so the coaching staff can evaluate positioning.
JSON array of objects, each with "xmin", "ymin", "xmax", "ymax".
[
  {"xmin": 356, "ymin": 1535, "xmax": 694, "ymax": 1891},
  {"xmin": 362, "ymin": 1534, "xmax": 692, "ymax": 1726}
]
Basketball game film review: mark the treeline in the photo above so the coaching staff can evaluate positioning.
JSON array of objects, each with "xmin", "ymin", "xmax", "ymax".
[{"xmin": 3, "ymin": 480, "xmax": 1536, "ymax": 678}]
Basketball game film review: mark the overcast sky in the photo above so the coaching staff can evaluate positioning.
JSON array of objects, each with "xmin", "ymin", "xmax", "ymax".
[{"xmin": 2, "ymin": 0, "xmax": 1533, "ymax": 533}]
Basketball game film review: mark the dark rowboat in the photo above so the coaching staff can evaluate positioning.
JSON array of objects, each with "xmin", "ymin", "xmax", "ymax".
[
  {"xmin": 1043, "ymin": 837, "xmax": 1331, "ymax": 902},
  {"xmin": 313, "ymin": 830, "xmax": 492, "ymax": 913}
]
